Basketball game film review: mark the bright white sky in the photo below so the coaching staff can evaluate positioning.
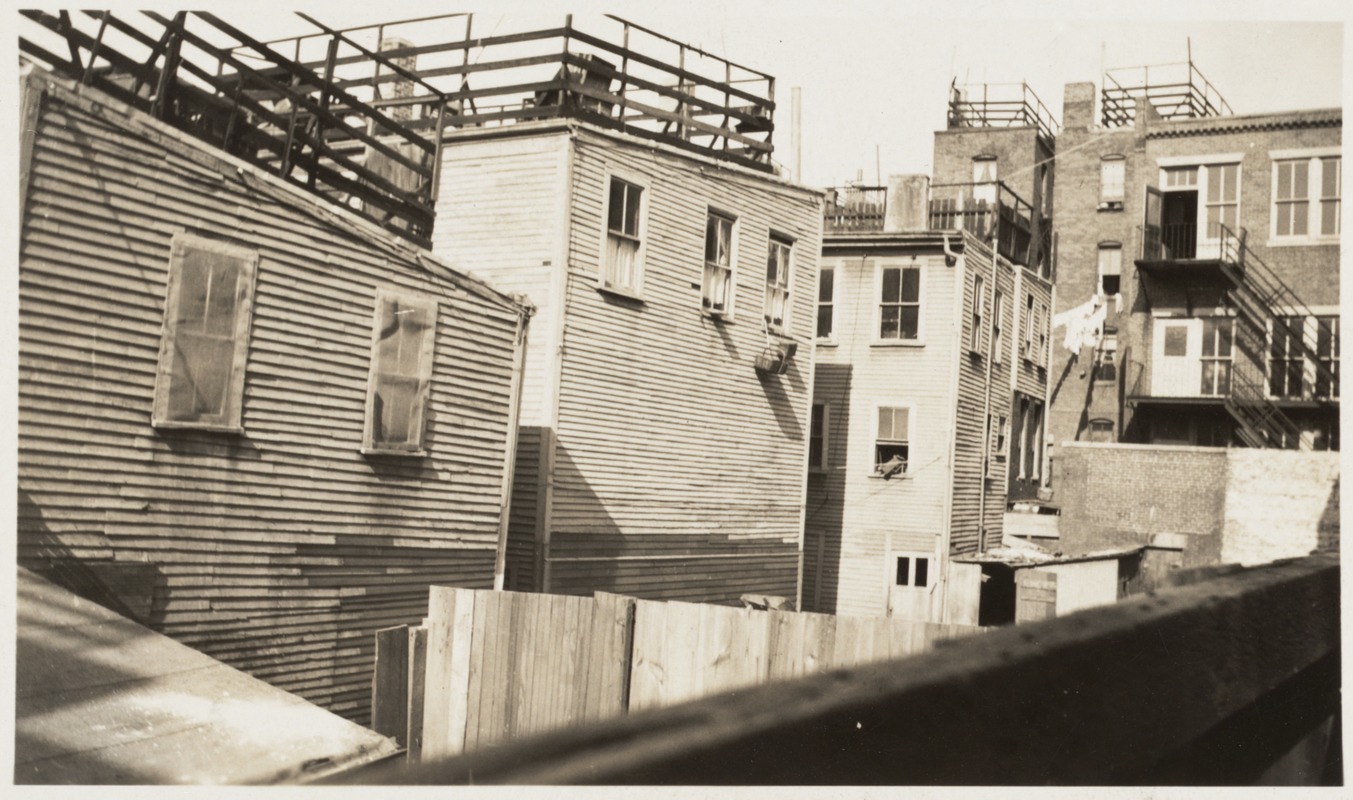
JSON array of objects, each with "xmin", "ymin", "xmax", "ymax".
[{"xmin": 220, "ymin": 0, "xmax": 1345, "ymax": 190}]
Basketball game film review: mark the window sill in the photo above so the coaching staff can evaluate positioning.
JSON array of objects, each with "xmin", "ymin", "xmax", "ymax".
[
  {"xmin": 871, "ymin": 339, "xmax": 926, "ymax": 348},
  {"xmin": 1265, "ymin": 237, "xmax": 1340, "ymax": 248},
  {"xmin": 595, "ymin": 283, "xmax": 646, "ymax": 303},
  {"xmin": 1097, "ymin": 202, "xmax": 1125, "ymax": 212},
  {"xmin": 702, "ymin": 309, "xmax": 734, "ymax": 323},
  {"xmin": 152, "ymin": 420, "xmax": 245, "ymax": 434},
  {"xmin": 361, "ymin": 447, "xmax": 429, "ymax": 458},
  {"xmin": 866, "ymin": 472, "xmax": 909, "ymax": 480},
  {"xmin": 815, "ymin": 338, "xmax": 838, "ymax": 347}
]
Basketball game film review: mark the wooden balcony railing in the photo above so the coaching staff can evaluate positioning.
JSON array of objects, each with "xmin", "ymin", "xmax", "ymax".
[{"xmin": 336, "ymin": 554, "xmax": 1341, "ymax": 785}]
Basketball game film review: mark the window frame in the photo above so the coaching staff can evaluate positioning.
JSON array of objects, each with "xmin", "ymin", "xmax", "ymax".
[
  {"xmin": 1269, "ymin": 150, "xmax": 1341, "ymax": 245},
  {"xmin": 1022, "ymin": 292, "xmax": 1035, "ymax": 361},
  {"xmin": 894, "ymin": 553, "xmax": 933, "ymax": 588},
  {"xmin": 815, "ymin": 263, "xmax": 836, "ymax": 343},
  {"xmin": 702, "ymin": 208, "xmax": 738, "ymax": 318},
  {"xmin": 1316, "ymin": 315, "xmax": 1339, "ymax": 400},
  {"xmin": 361, "ymin": 288, "xmax": 439, "ymax": 456},
  {"xmin": 1099, "ymin": 155, "xmax": 1126, "ymax": 208},
  {"xmin": 992, "ymin": 288, "xmax": 1004, "ymax": 364},
  {"xmin": 764, "ymin": 233, "xmax": 794, "ymax": 335},
  {"xmin": 970, "ymin": 274, "xmax": 985, "ymax": 355},
  {"xmin": 1097, "ymin": 243, "xmax": 1123, "ymax": 296},
  {"xmin": 1094, "ymin": 330, "xmax": 1118, "ymax": 383},
  {"xmin": 1199, "ymin": 316, "xmax": 1235, "ymax": 397},
  {"xmin": 874, "ymin": 260, "xmax": 924, "ymax": 346},
  {"xmin": 151, "ymin": 232, "xmax": 260, "ymax": 433},
  {"xmin": 598, "ymin": 172, "xmax": 649, "ymax": 299},
  {"xmin": 1269, "ymin": 315, "xmax": 1307, "ymax": 400},
  {"xmin": 871, "ymin": 403, "xmax": 913, "ymax": 478},
  {"xmin": 809, "ymin": 402, "xmax": 830, "ymax": 473}
]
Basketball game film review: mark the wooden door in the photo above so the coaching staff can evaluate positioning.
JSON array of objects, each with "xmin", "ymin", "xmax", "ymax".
[
  {"xmin": 1152, "ymin": 317, "xmax": 1202, "ymax": 397},
  {"xmin": 1141, "ymin": 185, "xmax": 1163, "ymax": 259},
  {"xmin": 1014, "ymin": 569, "xmax": 1057, "ymax": 623}
]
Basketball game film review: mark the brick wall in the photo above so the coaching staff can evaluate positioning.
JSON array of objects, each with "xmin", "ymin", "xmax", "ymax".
[{"xmin": 1057, "ymin": 442, "xmax": 1339, "ymax": 574}]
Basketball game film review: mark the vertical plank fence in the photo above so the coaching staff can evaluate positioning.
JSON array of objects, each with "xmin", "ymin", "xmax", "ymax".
[{"xmin": 377, "ymin": 588, "xmax": 983, "ymax": 760}]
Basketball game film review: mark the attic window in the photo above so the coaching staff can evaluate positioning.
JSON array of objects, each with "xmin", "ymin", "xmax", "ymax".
[
  {"xmin": 152, "ymin": 233, "xmax": 259, "ymax": 432},
  {"xmin": 363, "ymin": 290, "xmax": 438, "ymax": 455}
]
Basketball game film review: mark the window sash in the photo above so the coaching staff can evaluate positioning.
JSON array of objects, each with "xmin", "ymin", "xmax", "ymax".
[
  {"xmin": 1100, "ymin": 157, "xmax": 1125, "ymax": 201},
  {"xmin": 879, "ymin": 266, "xmax": 920, "ymax": 340},
  {"xmin": 816, "ymin": 266, "xmax": 835, "ymax": 339},
  {"xmin": 1320, "ymin": 157, "xmax": 1341, "ymax": 236},
  {"xmin": 992, "ymin": 290, "xmax": 1004, "ymax": 364},
  {"xmin": 603, "ymin": 178, "xmax": 644, "ymax": 292},
  {"xmin": 1316, "ymin": 316, "xmax": 1339, "ymax": 399},
  {"xmin": 875, "ymin": 406, "xmax": 910, "ymax": 473},
  {"xmin": 1098, "ymin": 246, "xmax": 1122, "ymax": 295},
  {"xmin": 764, "ymin": 238, "xmax": 793, "ymax": 333},
  {"xmin": 153, "ymin": 233, "xmax": 258, "ymax": 431},
  {"xmin": 1269, "ymin": 316, "xmax": 1306, "ymax": 398},
  {"xmin": 364, "ymin": 290, "xmax": 438, "ymax": 453},
  {"xmin": 971, "ymin": 275, "xmax": 985, "ymax": 353},
  {"xmin": 1204, "ymin": 163, "xmax": 1240, "ymax": 239},
  {"xmin": 703, "ymin": 213, "xmax": 735, "ymax": 314},
  {"xmin": 809, "ymin": 403, "xmax": 828, "ymax": 469},
  {"xmin": 1200, "ymin": 318, "xmax": 1234, "ymax": 396}
]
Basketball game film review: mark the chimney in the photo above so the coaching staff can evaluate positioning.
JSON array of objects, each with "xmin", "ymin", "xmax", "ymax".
[
  {"xmin": 1135, "ymin": 97, "xmax": 1162, "ymax": 133},
  {"xmin": 379, "ymin": 37, "xmax": 416, "ymax": 122},
  {"xmin": 1063, "ymin": 81, "xmax": 1096, "ymax": 130},
  {"xmin": 884, "ymin": 174, "xmax": 930, "ymax": 233}
]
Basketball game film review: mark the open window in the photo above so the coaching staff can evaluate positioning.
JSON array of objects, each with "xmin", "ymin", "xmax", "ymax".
[
  {"xmin": 363, "ymin": 290, "xmax": 438, "ymax": 455},
  {"xmin": 152, "ymin": 233, "xmax": 259, "ymax": 432},
  {"xmin": 764, "ymin": 234, "xmax": 793, "ymax": 334},
  {"xmin": 1097, "ymin": 243, "xmax": 1122, "ymax": 295},
  {"xmin": 703, "ymin": 210, "xmax": 736, "ymax": 316},
  {"xmin": 874, "ymin": 406, "xmax": 910, "ymax": 478}
]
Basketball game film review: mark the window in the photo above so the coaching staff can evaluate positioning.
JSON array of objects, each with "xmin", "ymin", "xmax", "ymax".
[
  {"xmin": 1024, "ymin": 400, "xmax": 1043, "ymax": 481},
  {"xmin": 1163, "ymin": 325, "xmax": 1189, "ymax": 357},
  {"xmin": 1088, "ymin": 419, "xmax": 1114, "ymax": 443},
  {"xmin": 1320, "ymin": 157, "xmax": 1341, "ymax": 236},
  {"xmin": 1204, "ymin": 163, "xmax": 1240, "ymax": 239},
  {"xmin": 1022, "ymin": 293, "xmax": 1035, "ymax": 359},
  {"xmin": 1316, "ymin": 316, "xmax": 1339, "ymax": 399},
  {"xmin": 992, "ymin": 289, "xmax": 1004, "ymax": 364},
  {"xmin": 816, "ymin": 265, "xmax": 835, "ymax": 339},
  {"xmin": 988, "ymin": 413, "xmax": 1008, "ymax": 467},
  {"xmin": 1270, "ymin": 316, "xmax": 1306, "ymax": 399},
  {"xmin": 895, "ymin": 555, "xmax": 931, "ymax": 588},
  {"xmin": 1100, "ymin": 155, "xmax": 1125, "ymax": 206},
  {"xmin": 603, "ymin": 177, "xmax": 644, "ymax": 294},
  {"xmin": 1038, "ymin": 302, "xmax": 1049, "ymax": 366},
  {"xmin": 1097, "ymin": 244, "xmax": 1122, "ymax": 296},
  {"xmin": 874, "ymin": 406, "xmax": 910, "ymax": 477},
  {"xmin": 879, "ymin": 265, "xmax": 921, "ymax": 341},
  {"xmin": 1273, "ymin": 155, "xmax": 1341, "ymax": 240},
  {"xmin": 971, "ymin": 275, "xmax": 985, "ymax": 354},
  {"xmin": 702, "ymin": 211, "xmax": 736, "ymax": 316},
  {"xmin": 152, "ymin": 233, "xmax": 259, "ymax": 431},
  {"xmin": 809, "ymin": 403, "xmax": 829, "ymax": 471},
  {"xmin": 363, "ymin": 290, "xmax": 438, "ymax": 454},
  {"xmin": 764, "ymin": 235, "xmax": 793, "ymax": 334},
  {"xmin": 1094, "ymin": 331, "xmax": 1118, "ymax": 382},
  {"xmin": 972, "ymin": 156, "xmax": 998, "ymax": 205},
  {"xmin": 1200, "ymin": 317, "xmax": 1234, "ymax": 396}
]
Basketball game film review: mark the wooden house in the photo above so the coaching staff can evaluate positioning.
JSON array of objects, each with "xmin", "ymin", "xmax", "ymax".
[
  {"xmin": 16, "ymin": 67, "xmax": 530, "ymax": 723},
  {"xmin": 410, "ymin": 18, "xmax": 825, "ymax": 603},
  {"xmin": 806, "ymin": 175, "xmax": 1053, "ymax": 623}
]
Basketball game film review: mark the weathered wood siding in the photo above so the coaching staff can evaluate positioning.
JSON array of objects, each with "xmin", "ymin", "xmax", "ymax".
[
  {"xmin": 949, "ymin": 240, "xmax": 1016, "ymax": 557},
  {"xmin": 17, "ymin": 73, "xmax": 524, "ymax": 724},
  {"xmin": 431, "ymin": 131, "xmax": 572, "ymax": 592},
  {"xmin": 805, "ymin": 250, "xmax": 959, "ymax": 616},
  {"xmin": 548, "ymin": 130, "xmax": 823, "ymax": 603}
]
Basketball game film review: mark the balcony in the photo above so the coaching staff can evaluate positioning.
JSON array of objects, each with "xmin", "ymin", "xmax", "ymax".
[{"xmin": 822, "ymin": 180, "xmax": 1048, "ymax": 272}]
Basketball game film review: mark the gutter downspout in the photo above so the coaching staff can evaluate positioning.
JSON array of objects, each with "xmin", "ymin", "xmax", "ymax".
[{"xmin": 493, "ymin": 304, "xmax": 532, "ymax": 590}]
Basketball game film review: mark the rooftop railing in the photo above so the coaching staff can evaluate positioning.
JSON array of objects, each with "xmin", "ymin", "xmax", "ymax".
[
  {"xmin": 947, "ymin": 81, "xmax": 1059, "ymax": 145},
  {"xmin": 1102, "ymin": 60, "xmax": 1233, "ymax": 128}
]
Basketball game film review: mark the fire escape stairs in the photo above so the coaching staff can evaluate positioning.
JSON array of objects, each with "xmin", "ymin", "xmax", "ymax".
[{"xmin": 1215, "ymin": 227, "xmax": 1337, "ymax": 450}]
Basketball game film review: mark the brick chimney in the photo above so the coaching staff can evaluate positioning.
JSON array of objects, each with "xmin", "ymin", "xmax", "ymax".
[
  {"xmin": 379, "ymin": 37, "xmax": 416, "ymax": 122},
  {"xmin": 1063, "ymin": 82, "xmax": 1096, "ymax": 130},
  {"xmin": 884, "ymin": 174, "xmax": 930, "ymax": 233}
]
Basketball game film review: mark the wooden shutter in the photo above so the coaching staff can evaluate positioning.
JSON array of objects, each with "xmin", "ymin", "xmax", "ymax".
[
  {"xmin": 364, "ymin": 289, "xmax": 438, "ymax": 454},
  {"xmin": 152, "ymin": 233, "xmax": 258, "ymax": 430}
]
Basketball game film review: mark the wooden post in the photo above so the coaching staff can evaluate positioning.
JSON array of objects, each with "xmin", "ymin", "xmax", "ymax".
[{"xmin": 406, "ymin": 626, "xmax": 428, "ymax": 761}]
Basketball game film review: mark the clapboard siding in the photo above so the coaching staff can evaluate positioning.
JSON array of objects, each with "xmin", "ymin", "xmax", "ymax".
[
  {"xmin": 802, "ymin": 252, "xmax": 957, "ymax": 617},
  {"xmin": 545, "ymin": 130, "xmax": 821, "ymax": 601},
  {"xmin": 18, "ymin": 73, "xmax": 525, "ymax": 724}
]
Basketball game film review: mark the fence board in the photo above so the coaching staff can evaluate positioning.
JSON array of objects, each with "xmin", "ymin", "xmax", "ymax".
[
  {"xmin": 406, "ymin": 626, "xmax": 428, "ymax": 761},
  {"xmin": 372, "ymin": 625, "xmax": 410, "ymax": 747}
]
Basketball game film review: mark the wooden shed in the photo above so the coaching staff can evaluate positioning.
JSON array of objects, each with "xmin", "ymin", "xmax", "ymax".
[{"xmin": 17, "ymin": 68, "xmax": 531, "ymax": 723}]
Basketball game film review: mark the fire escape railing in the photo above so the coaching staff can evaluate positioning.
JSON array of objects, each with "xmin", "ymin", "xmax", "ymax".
[{"xmin": 1215, "ymin": 225, "xmax": 1338, "ymax": 450}]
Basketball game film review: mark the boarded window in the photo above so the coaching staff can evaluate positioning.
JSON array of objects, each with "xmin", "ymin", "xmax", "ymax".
[
  {"xmin": 153, "ymin": 233, "xmax": 259, "ymax": 431},
  {"xmin": 364, "ymin": 290, "xmax": 438, "ymax": 454}
]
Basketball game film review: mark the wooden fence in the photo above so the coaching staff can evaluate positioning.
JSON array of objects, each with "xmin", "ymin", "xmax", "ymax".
[{"xmin": 373, "ymin": 588, "xmax": 982, "ymax": 759}]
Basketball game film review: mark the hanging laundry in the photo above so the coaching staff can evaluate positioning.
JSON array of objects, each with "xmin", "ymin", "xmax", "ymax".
[{"xmin": 1053, "ymin": 296, "xmax": 1099, "ymax": 354}]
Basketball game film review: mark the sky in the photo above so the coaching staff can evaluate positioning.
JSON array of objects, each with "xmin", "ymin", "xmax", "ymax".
[{"xmin": 187, "ymin": 0, "xmax": 1347, "ymax": 190}]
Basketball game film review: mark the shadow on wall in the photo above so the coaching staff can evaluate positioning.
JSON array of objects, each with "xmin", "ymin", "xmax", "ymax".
[
  {"xmin": 803, "ymin": 363, "xmax": 851, "ymax": 614},
  {"xmin": 1317, "ymin": 476, "xmax": 1339, "ymax": 552}
]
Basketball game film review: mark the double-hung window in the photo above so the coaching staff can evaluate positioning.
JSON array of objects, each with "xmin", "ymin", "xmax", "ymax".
[
  {"xmin": 1097, "ymin": 244, "xmax": 1122, "ymax": 295},
  {"xmin": 879, "ymin": 265, "xmax": 920, "ymax": 341},
  {"xmin": 363, "ymin": 290, "xmax": 438, "ymax": 454},
  {"xmin": 153, "ymin": 233, "xmax": 259, "ymax": 431},
  {"xmin": 1204, "ymin": 163, "xmax": 1240, "ymax": 239},
  {"xmin": 816, "ymin": 265, "xmax": 835, "ymax": 340},
  {"xmin": 874, "ymin": 406, "xmax": 910, "ymax": 476},
  {"xmin": 1270, "ymin": 316, "xmax": 1306, "ymax": 399},
  {"xmin": 703, "ymin": 211, "xmax": 736, "ymax": 316},
  {"xmin": 970, "ymin": 275, "xmax": 985, "ymax": 354},
  {"xmin": 1100, "ymin": 155, "xmax": 1125, "ymax": 208},
  {"xmin": 1272, "ymin": 154, "xmax": 1340, "ymax": 241},
  {"xmin": 603, "ymin": 177, "xmax": 644, "ymax": 294},
  {"xmin": 1200, "ymin": 317, "xmax": 1234, "ymax": 397},
  {"xmin": 764, "ymin": 235, "xmax": 793, "ymax": 334},
  {"xmin": 809, "ymin": 403, "xmax": 829, "ymax": 471},
  {"xmin": 1316, "ymin": 316, "xmax": 1339, "ymax": 399},
  {"xmin": 1022, "ymin": 293, "xmax": 1035, "ymax": 359}
]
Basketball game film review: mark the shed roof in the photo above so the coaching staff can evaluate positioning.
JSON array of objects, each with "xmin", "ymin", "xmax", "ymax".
[
  {"xmin": 14, "ymin": 567, "xmax": 400, "ymax": 784},
  {"xmin": 952, "ymin": 544, "xmax": 1144, "ymax": 568}
]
